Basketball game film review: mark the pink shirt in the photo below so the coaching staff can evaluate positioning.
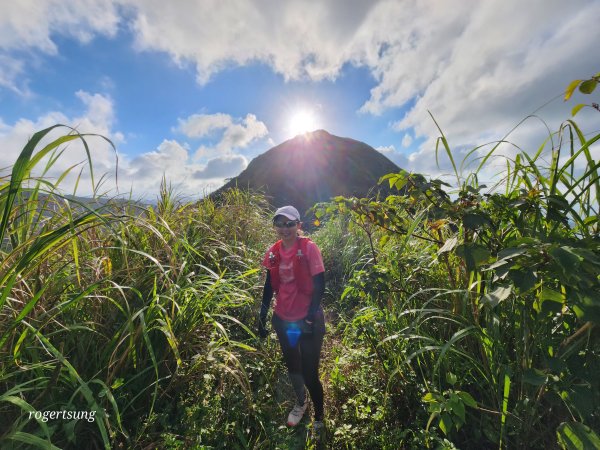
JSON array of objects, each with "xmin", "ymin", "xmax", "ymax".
[{"xmin": 262, "ymin": 239, "xmax": 325, "ymax": 321}]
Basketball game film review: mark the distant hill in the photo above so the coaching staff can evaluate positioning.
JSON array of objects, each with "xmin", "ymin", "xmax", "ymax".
[
  {"xmin": 18, "ymin": 191, "xmax": 150, "ymax": 218},
  {"xmin": 215, "ymin": 129, "xmax": 401, "ymax": 222}
]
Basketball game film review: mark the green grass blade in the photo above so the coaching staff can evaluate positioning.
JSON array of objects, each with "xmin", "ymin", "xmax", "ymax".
[
  {"xmin": 4, "ymin": 431, "xmax": 61, "ymax": 450},
  {"xmin": 25, "ymin": 323, "xmax": 111, "ymax": 450},
  {"xmin": 0, "ymin": 124, "xmax": 65, "ymax": 244},
  {"xmin": 429, "ymin": 111, "xmax": 460, "ymax": 186}
]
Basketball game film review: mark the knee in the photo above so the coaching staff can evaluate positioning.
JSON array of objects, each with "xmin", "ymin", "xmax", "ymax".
[{"xmin": 301, "ymin": 366, "xmax": 320, "ymax": 385}]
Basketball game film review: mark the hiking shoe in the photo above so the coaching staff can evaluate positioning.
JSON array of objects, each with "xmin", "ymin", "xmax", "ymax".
[
  {"xmin": 311, "ymin": 420, "xmax": 326, "ymax": 441},
  {"xmin": 286, "ymin": 402, "xmax": 308, "ymax": 426}
]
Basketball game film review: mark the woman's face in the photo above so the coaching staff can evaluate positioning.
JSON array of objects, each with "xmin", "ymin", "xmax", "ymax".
[{"xmin": 273, "ymin": 215, "xmax": 300, "ymax": 241}]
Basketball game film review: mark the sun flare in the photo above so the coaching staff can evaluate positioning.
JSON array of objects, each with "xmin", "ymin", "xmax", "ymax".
[{"xmin": 288, "ymin": 110, "xmax": 318, "ymax": 137}]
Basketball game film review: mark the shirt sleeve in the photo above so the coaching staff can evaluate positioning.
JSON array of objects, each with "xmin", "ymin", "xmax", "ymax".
[{"xmin": 306, "ymin": 241, "xmax": 325, "ymax": 276}]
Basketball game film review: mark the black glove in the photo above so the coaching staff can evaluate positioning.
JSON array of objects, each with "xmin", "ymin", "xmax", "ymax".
[
  {"xmin": 301, "ymin": 316, "xmax": 314, "ymax": 335},
  {"xmin": 258, "ymin": 316, "xmax": 268, "ymax": 339}
]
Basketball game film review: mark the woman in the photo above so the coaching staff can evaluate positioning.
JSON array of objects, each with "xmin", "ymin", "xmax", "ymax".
[{"xmin": 258, "ymin": 205, "xmax": 326, "ymax": 435}]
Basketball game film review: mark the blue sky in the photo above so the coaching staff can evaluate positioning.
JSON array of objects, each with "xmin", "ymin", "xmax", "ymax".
[{"xmin": 1, "ymin": 0, "xmax": 599, "ymax": 199}]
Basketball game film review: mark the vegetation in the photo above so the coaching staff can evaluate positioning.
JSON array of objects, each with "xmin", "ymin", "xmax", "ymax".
[{"xmin": 0, "ymin": 76, "xmax": 598, "ymax": 449}]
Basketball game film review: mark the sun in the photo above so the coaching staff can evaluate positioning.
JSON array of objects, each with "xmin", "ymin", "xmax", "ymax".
[{"xmin": 288, "ymin": 109, "xmax": 318, "ymax": 137}]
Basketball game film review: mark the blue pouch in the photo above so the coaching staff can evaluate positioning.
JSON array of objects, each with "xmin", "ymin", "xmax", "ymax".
[{"xmin": 286, "ymin": 323, "xmax": 302, "ymax": 347}]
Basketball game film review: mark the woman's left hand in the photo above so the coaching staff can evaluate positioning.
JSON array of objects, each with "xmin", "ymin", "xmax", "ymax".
[{"xmin": 301, "ymin": 319, "xmax": 314, "ymax": 335}]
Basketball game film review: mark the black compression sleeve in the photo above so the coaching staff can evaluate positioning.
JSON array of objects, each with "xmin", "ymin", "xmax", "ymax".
[{"xmin": 260, "ymin": 271, "xmax": 273, "ymax": 322}]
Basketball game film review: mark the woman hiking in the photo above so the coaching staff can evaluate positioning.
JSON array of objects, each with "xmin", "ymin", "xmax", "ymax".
[{"xmin": 258, "ymin": 205, "xmax": 326, "ymax": 437}]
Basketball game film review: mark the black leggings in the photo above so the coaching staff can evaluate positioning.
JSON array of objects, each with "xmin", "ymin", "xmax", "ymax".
[{"xmin": 272, "ymin": 312, "xmax": 325, "ymax": 420}]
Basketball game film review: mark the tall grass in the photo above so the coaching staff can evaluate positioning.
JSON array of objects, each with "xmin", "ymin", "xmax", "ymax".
[
  {"xmin": 0, "ymin": 127, "xmax": 275, "ymax": 448},
  {"xmin": 314, "ymin": 114, "xmax": 599, "ymax": 448}
]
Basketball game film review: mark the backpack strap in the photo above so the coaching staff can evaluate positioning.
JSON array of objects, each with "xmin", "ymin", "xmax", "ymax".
[
  {"xmin": 294, "ymin": 237, "xmax": 314, "ymax": 295},
  {"xmin": 273, "ymin": 240, "xmax": 282, "ymax": 256},
  {"xmin": 300, "ymin": 236, "xmax": 309, "ymax": 254}
]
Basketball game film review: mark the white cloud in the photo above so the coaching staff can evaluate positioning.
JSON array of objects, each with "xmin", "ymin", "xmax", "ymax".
[
  {"xmin": 176, "ymin": 113, "xmax": 233, "ymax": 138},
  {"xmin": 0, "ymin": 90, "xmax": 126, "ymax": 201},
  {"xmin": 74, "ymin": 90, "xmax": 115, "ymax": 134},
  {"xmin": 0, "ymin": 92, "xmax": 235, "ymax": 199},
  {"xmin": 122, "ymin": 0, "xmax": 599, "ymax": 172},
  {"xmin": 193, "ymin": 154, "xmax": 248, "ymax": 179},
  {"xmin": 117, "ymin": 139, "xmax": 246, "ymax": 198},
  {"xmin": 0, "ymin": 54, "xmax": 28, "ymax": 94},
  {"xmin": 219, "ymin": 114, "xmax": 268, "ymax": 151},
  {"xmin": 402, "ymin": 134, "xmax": 412, "ymax": 148},
  {"xmin": 2, "ymin": 0, "xmax": 598, "ymax": 192},
  {"xmin": 383, "ymin": 1, "xmax": 600, "ymax": 178},
  {"xmin": 129, "ymin": 139, "xmax": 188, "ymax": 176},
  {"xmin": 3, "ymin": 1, "xmax": 598, "ymax": 123},
  {"xmin": 0, "ymin": 1, "xmax": 120, "ymax": 92},
  {"xmin": 0, "ymin": 103, "xmax": 261, "ymax": 201},
  {"xmin": 124, "ymin": 0, "xmax": 381, "ymax": 84},
  {"xmin": 376, "ymin": 144, "xmax": 409, "ymax": 169},
  {"xmin": 0, "ymin": 1, "xmax": 119, "ymax": 52},
  {"xmin": 176, "ymin": 112, "xmax": 268, "ymax": 157},
  {"xmin": 376, "ymin": 145, "xmax": 395, "ymax": 154}
]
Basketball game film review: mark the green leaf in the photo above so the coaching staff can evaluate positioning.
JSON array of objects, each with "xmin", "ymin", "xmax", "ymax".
[
  {"xmin": 438, "ymin": 236, "xmax": 458, "ymax": 254},
  {"xmin": 379, "ymin": 234, "xmax": 390, "ymax": 247},
  {"xmin": 550, "ymin": 246, "xmax": 583, "ymax": 279},
  {"xmin": 463, "ymin": 213, "xmax": 491, "ymax": 230},
  {"xmin": 439, "ymin": 412, "xmax": 453, "ymax": 435},
  {"xmin": 497, "ymin": 247, "xmax": 528, "ymax": 260},
  {"xmin": 456, "ymin": 243, "xmax": 492, "ymax": 272},
  {"xmin": 422, "ymin": 392, "xmax": 437, "ymax": 403},
  {"xmin": 488, "ymin": 259, "xmax": 510, "ymax": 271},
  {"xmin": 572, "ymin": 304, "xmax": 586, "ymax": 320},
  {"xmin": 572, "ymin": 291, "xmax": 600, "ymax": 324},
  {"xmin": 508, "ymin": 268, "xmax": 537, "ymax": 293},
  {"xmin": 488, "ymin": 245, "xmax": 529, "ymax": 271},
  {"xmin": 547, "ymin": 194, "xmax": 570, "ymax": 211},
  {"xmin": 561, "ymin": 386, "xmax": 596, "ymax": 418},
  {"xmin": 458, "ymin": 391, "xmax": 477, "ymax": 408},
  {"xmin": 564, "ymin": 79, "xmax": 582, "ymax": 101},
  {"xmin": 481, "ymin": 285, "xmax": 512, "ymax": 308},
  {"xmin": 394, "ymin": 177, "xmax": 408, "ymax": 191},
  {"xmin": 569, "ymin": 247, "xmax": 600, "ymax": 266},
  {"xmin": 540, "ymin": 288, "xmax": 563, "ymax": 303},
  {"xmin": 557, "ymin": 421, "xmax": 600, "ymax": 450},
  {"xmin": 446, "ymin": 372, "xmax": 458, "ymax": 386},
  {"xmin": 571, "ymin": 104, "xmax": 586, "ymax": 116},
  {"xmin": 449, "ymin": 393, "xmax": 466, "ymax": 423},
  {"xmin": 523, "ymin": 368, "xmax": 548, "ymax": 386},
  {"xmin": 5, "ymin": 432, "xmax": 61, "ymax": 450},
  {"xmin": 579, "ymin": 79, "xmax": 597, "ymax": 94},
  {"xmin": 111, "ymin": 378, "xmax": 125, "ymax": 389},
  {"xmin": 539, "ymin": 288, "xmax": 564, "ymax": 314}
]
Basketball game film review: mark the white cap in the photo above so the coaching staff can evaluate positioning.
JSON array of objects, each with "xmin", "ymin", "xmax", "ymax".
[{"xmin": 273, "ymin": 205, "xmax": 300, "ymax": 221}]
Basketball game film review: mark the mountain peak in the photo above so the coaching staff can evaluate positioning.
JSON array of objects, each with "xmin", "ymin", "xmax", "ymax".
[
  {"xmin": 289, "ymin": 129, "xmax": 330, "ymax": 141},
  {"xmin": 281, "ymin": 129, "xmax": 333, "ymax": 150},
  {"xmin": 216, "ymin": 131, "xmax": 400, "ymax": 222}
]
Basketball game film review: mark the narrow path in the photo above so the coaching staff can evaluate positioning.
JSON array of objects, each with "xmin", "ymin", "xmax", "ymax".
[{"xmin": 264, "ymin": 308, "xmax": 339, "ymax": 449}]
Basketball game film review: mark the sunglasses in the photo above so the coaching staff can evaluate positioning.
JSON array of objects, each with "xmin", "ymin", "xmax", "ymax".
[{"xmin": 273, "ymin": 220, "xmax": 299, "ymax": 228}]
